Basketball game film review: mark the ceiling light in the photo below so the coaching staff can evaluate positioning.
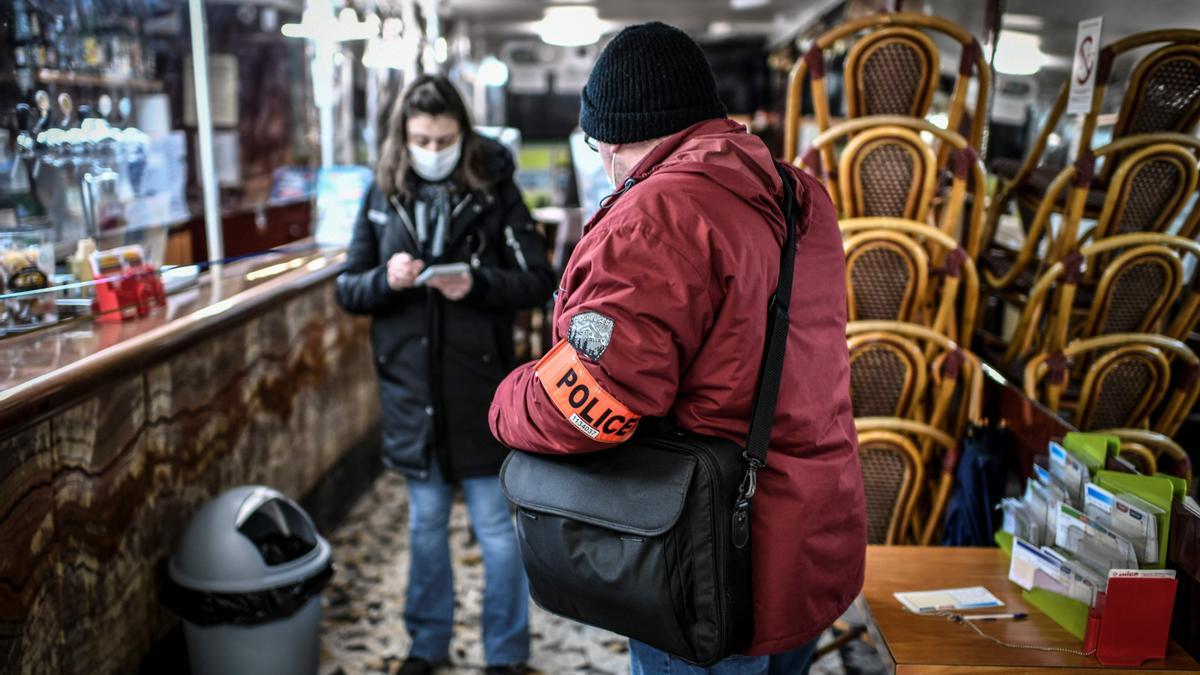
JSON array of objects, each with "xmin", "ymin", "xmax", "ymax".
[
  {"xmin": 1001, "ymin": 14, "xmax": 1044, "ymax": 31},
  {"xmin": 282, "ymin": 7, "xmax": 377, "ymax": 42},
  {"xmin": 478, "ymin": 56, "xmax": 510, "ymax": 87},
  {"xmin": 993, "ymin": 30, "xmax": 1050, "ymax": 75},
  {"xmin": 709, "ymin": 21, "xmax": 734, "ymax": 37},
  {"xmin": 382, "ymin": 17, "xmax": 404, "ymax": 39},
  {"xmin": 536, "ymin": 6, "xmax": 603, "ymax": 47},
  {"xmin": 731, "ymin": 0, "xmax": 770, "ymax": 9}
]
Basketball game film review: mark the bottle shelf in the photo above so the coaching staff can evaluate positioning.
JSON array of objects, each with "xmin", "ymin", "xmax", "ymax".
[{"xmin": 34, "ymin": 69, "xmax": 162, "ymax": 92}]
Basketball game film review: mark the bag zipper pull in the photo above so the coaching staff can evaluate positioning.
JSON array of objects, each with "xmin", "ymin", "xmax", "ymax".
[{"xmin": 732, "ymin": 458, "xmax": 762, "ymax": 550}]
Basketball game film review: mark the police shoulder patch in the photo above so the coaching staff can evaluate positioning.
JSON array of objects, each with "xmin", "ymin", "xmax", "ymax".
[{"xmin": 568, "ymin": 311, "xmax": 614, "ymax": 362}]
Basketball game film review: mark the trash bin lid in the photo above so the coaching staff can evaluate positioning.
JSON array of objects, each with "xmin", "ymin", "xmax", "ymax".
[{"xmin": 169, "ymin": 485, "xmax": 332, "ymax": 593}]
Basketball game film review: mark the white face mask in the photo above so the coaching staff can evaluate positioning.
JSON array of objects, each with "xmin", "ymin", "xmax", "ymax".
[{"xmin": 408, "ymin": 139, "xmax": 462, "ymax": 182}]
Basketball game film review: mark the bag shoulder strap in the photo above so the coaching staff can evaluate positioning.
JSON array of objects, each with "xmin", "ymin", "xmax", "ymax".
[{"xmin": 742, "ymin": 162, "xmax": 804, "ymax": 472}]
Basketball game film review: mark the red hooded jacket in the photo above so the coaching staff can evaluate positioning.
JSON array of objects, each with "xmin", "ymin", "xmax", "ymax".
[{"xmin": 490, "ymin": 118, "xmax": 866, "ymax": 655}]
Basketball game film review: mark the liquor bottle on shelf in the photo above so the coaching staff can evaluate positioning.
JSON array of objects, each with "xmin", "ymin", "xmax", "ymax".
[
  {"xmin": 79, "ymin": 0, "xmax": 105, "ymax": 74},
  {"xmin": 11, "ymin": 0, "xmax": 35, "ymax": 92},
  {"xmin": 50, "ymin": 15, "xmax": 71, "ymax": 71},
  {"xmin": 43, "ymin": 13, "xmax": 61, "ymax": 70},
  {"xmin": 65, "ymin": 0, "xmax": 84, "ymax": 72},
  {"xmin": 27, "ymin": 8, "xmax": 47, "ymax": 69}
]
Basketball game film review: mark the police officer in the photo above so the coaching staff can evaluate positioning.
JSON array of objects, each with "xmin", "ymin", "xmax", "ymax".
[{"xmin": 490, "ymin": 23, "xmax": 867, "ymax": 675}]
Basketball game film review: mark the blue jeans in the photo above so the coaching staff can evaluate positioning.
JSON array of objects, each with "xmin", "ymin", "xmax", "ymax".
[
  {"xmin": 403, "ymin": 462, "xmax": 530, "ymax": 666},
  {"xmin": 629, "ymin": 637, "xmax": 817, "ymax": 675}
]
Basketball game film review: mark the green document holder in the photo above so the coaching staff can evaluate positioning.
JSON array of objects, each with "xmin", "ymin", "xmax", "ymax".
[
  {"xmin": 993, "ymin": 434, "xmax": 1175, "ymax": 640},
  {"xmin": 1062, "ymin": 432, "xmax": 1117, "ymax": 473},
  {"xmin": 1158, "ymin": 474, "xmax": 1188, "ymax": 502},
  {"xmin": 1093, "ymin": 470, "xmax": 1175, "ymax": 570},
  {"xmin": 994, "ymin": 533, "xmax": 1092, "ymax": 641}
]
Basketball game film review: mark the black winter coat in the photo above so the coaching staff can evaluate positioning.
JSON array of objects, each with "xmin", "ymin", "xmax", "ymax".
[{"xmin": 336, "ymin": 136, "xmax": 556, "ymax": 480}]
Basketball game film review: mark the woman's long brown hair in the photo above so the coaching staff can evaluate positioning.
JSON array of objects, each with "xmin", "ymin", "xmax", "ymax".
[{"xmin": 376, "ymin": 75, "xmax": 490, "ymax": 199}]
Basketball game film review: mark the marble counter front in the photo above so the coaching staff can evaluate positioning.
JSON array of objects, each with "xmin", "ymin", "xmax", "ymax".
[{"xmin": 0, "ymin": 244, "xmax": 380, "ymax": 674}]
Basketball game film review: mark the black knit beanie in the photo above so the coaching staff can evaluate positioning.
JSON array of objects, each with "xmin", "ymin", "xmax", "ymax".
[{"xmin": 580, "ymin": 21, "xmax": 727, "ymax": 144}]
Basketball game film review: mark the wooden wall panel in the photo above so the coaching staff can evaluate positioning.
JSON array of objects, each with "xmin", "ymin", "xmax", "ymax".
[
  {"xmin": 0, "ymin": 422, "xmax": 62, "ymax": 675},
  {"xmin": 0, "ymin": 278, "xmax": 378, "ymax": 674}
]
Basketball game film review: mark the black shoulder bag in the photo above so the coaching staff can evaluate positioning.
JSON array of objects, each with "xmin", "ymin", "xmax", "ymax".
[{"xmin": 499, "ymin": 162, "xmax": 802, "ymax": 666}]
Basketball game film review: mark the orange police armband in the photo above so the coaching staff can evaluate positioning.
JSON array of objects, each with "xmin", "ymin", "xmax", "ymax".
[{"xmin": 535, "ymin": 340, "xmax": 641, "ymax": 443}]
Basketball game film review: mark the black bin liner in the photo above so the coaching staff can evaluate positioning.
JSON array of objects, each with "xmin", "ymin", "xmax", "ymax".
[{"xmin": 161, "ymin": 563, "xmax": 334, "ymax": 627}]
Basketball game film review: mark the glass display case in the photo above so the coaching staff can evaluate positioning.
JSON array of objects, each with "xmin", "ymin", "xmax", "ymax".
[{"xmin": 0, "ymin": 0, "xmax": 317, "ymax": 335}]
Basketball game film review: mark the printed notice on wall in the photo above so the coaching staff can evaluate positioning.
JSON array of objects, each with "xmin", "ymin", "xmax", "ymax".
[
  {"xmin": 1067, "ymin": 17, "xmax": 1104, "ymax": 115},
  {"xmin": 183, "ymin": 54, "xmax": 240, "ymax": 127},
  {"xmin": 212, "ymin": 130, "xmax": 241, "ymax": 187}
]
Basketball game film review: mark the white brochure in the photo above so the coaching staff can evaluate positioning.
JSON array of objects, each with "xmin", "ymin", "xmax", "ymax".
[
  {"xmin": 1083, "ymin": 483, "xmax": 1162, "ymax": 565},
  {"xmin": 1049, "ymin": 442, "xmax": 1090, "ymax": 506},
  {"xmin": 1055, "ymin": 503, "xmax": 1138, "ymax": 574}
]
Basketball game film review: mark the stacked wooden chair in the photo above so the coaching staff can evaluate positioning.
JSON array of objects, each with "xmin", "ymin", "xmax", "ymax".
[
  {"xmin": 783, "ymin": 12, "xmax": 990, "ymax": 169},
  {"xmin": 1024, "ymin": 333, "xmax": 1200, "ymax": 437},
  {"xmin": 841, "ymin": 218, "xmax": 979, "ymax": 349},
  {"xmin": 982, "ymin": 134, "xmax": 1200, "ymax": 300},
  {"xmin": 989, "ymin": 30, "xmax": 1200, "ymax": 233},
  {"xmin": 799, "ymin": 116, "xmax": 989, "ymax": 257},
  {"xmin": 847, "ymin": 321, "xmax": 984, "ymax": 546}
]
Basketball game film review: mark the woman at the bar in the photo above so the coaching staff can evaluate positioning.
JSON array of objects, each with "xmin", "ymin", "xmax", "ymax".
[{"xmin": 336, "ymin": 75, "xmax": 554, "ymax": 675}]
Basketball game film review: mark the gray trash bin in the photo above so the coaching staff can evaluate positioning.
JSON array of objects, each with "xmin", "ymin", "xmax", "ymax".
[{"xmin": 162, "ymin": 486, "xmax": 334, "ymax": 675}]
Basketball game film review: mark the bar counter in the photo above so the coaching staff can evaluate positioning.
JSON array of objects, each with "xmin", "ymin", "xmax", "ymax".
[{"xmin": 0, "ymin": 243, "xmax": 380, "ymax": 673}]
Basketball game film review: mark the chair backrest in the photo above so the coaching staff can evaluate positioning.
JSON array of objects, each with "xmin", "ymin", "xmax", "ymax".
[
  {"xmin": 999, "ymin": 31, "xmax": 1200, "ymax": 193},
  {"xmin": 1103, "ymin": 41, "xmax": 1200, "ymax": 181},
  {"xmin": 1004, "ymin": 234, "xmax": 1200, "ymax": 364},
  {"xmin": 848, "ymin": 331, "xmax": 927, "ymax": 419},
  {"xmin": 844, "ymin": 126, "xmax": 936, "ymax": 220},
  {"xmin": 800, "ymin": 116, "xmax": 988, "ymax": 256},
  {"xmin": 844, "ymin": 229, "xmax": 927, "ymax": 324},
  {"xmin": 856, "ymin": 417, "xmax": 961, "ymax": 546},
  {"xmin": 1024, "ymin": 333, "xmax": 1200, "ymax": 436},
  {"xmin": 1093, "ymin": 142, "xmax": 1200, "ymax": 240},
  {"xmin": 984, "ymin": 134, "xmax": 1200, "ymax": 294},
  {"xmin": 784, "ymin": 12, "xmax": 989, "ymax": 165},
  {"xmin": 846, "ymin": 26, "xmax": 939, "ymax": 119},
  {"xmin": 847, "ymin": 320, "xmax": 984, "ymax": 441},
  {"xmin": 855, "ymin": 427, "xmax": 924, "ymax": 545},
  {"xmin": 1119, "ymin": 442, "xmax": 1160, "ymax": 476},
  {"xmin": 841, "ymin": 218, "xmax": 979, "ymax": 347},
  {"xmin": 1098, "ymin": 428, "xmax": 1194, "ymax": 482}
]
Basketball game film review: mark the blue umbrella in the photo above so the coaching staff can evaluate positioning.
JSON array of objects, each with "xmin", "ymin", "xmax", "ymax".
[{"xmin": 942, "ymin": 420, "xmax": 1012, "ymax": 546}]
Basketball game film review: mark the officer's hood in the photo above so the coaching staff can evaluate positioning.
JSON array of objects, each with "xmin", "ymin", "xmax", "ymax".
[{"xmin": 625, "ymin": 118, "xmax": 792, "ymax": 246}]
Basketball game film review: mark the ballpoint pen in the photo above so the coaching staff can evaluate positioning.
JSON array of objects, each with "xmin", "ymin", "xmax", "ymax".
[{"xmin": 960, "ymin": 612, "xmax": 1029, "ymax": 622}]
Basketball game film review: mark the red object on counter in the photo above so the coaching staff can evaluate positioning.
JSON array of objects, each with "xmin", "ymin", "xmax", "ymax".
[
  {"xmin": 92, "ymin": 264, "xmax": 166, "ymax": 323},
  {"xmin": 1084, "ymin": 575, "xmax": 1178, "ymax": 666}
]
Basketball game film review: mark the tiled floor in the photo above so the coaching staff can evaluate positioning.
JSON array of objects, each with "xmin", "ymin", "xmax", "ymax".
[{"xmin": 319, "ymin": 471, "xmax": 856, "ymax": 675}]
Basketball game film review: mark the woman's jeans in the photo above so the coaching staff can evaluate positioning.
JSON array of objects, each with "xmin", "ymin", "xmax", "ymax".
[
  {"xmin": 629, "ymin": 637, "xmax": 818, "ymax": 675},
  {"xmin": 403, "ymin": 463, "xmax": 530, "ymax": 666}
]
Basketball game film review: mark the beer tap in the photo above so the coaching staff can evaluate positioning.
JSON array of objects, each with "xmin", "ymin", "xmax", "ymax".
[
  {"xmin": 97, "ymin": 95, "xmax": 113, "ymax": 125},
  {"xmin": 116, "ymin": 97, "xmax": 132, "ymax": 129},
  {"xmin": 32, "ymin": 90, "xmax": 51, "ymax": 136},
  {"xmin": 8, "ymin": 102, "xmax": 47, "ymax": 224},
  {"xmin": 13, "ymin": 103, "xmax": 36, "ymax": 183},
  {"xmin": 57, "ymin": 92, "xmax": 74, "ymax": 129}
]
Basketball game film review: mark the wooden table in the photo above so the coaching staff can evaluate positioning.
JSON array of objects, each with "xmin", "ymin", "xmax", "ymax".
[{"xmin": 860, "ymin": 546, "xmax": 1200, "ymax": 674}]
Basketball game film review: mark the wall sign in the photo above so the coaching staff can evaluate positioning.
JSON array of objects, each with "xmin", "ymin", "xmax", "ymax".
[{"xmin": 1068, "ymin": 17, "xmax": 1104, "ymax": 115}]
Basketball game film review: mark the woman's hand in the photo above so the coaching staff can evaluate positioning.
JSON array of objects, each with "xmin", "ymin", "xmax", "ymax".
[
  {"xmin": 427, "ymin": 271, "xmax": 473, "ymax": 301},
  {"xmin": 387, "ymin": 253, "xmax": 425, "ymax": 290}
]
